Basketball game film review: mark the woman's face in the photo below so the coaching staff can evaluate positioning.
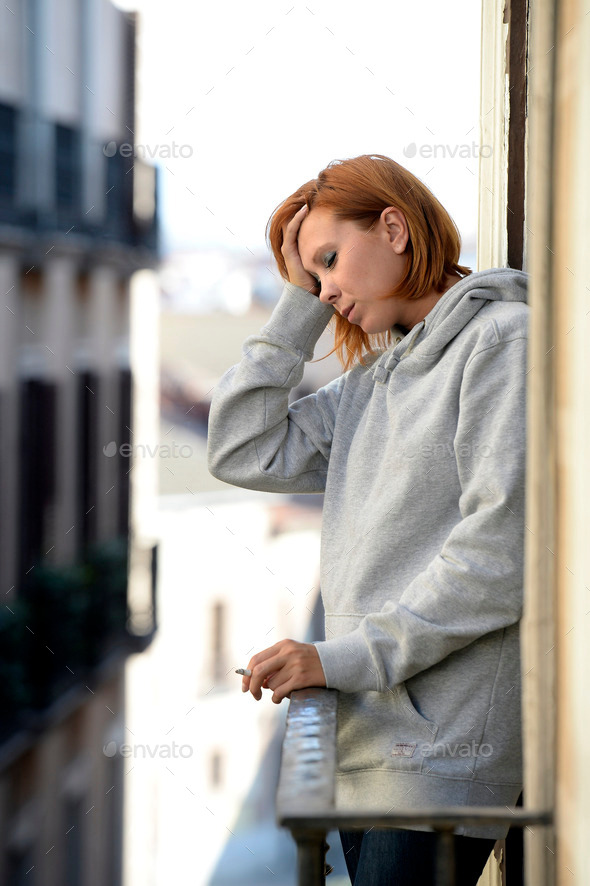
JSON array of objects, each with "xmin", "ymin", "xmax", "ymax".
[{"xmin": 297, "ymin": 206, "xmax": 414, "ymax": 334}]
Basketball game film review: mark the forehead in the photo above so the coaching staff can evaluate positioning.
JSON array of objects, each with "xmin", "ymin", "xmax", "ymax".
[{"xmin": 297, "ymin": 208, "xmax": 352, "ymax": 261}]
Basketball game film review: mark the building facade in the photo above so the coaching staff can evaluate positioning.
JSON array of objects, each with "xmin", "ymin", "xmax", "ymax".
[{"xmin": 0, "ymin": 2, "xmax": 158, "ymax": 883}]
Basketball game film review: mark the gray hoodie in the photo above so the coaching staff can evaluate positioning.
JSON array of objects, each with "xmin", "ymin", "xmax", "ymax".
[{"xmin": 208, "ymin": 268, "xmax": 528, "ymax": 839}]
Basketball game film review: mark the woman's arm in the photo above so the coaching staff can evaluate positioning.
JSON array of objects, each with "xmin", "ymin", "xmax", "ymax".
[{"xmin": 207, "ymin": 284, "xmax": 341, "ymax": 493}]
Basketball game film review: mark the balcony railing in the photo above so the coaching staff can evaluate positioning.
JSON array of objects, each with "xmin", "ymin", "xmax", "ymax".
[{"xmin": 276, "ymin": 688, "xmax": 552, "ymax": 886}]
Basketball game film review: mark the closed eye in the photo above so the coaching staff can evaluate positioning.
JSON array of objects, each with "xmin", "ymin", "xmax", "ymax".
[{"xmin": 324, "ymin": 251, "xmax": 337, "ymax": 270}]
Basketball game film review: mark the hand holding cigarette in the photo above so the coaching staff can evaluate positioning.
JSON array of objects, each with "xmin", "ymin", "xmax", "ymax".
[{"xmin": 237, "ymin": 639, "xmax": 326, "ymax": 704}]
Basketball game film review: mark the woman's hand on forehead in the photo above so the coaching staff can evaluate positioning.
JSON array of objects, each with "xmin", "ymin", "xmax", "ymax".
[{"xmin": 281, "ymin": 206, "xmax": 321, "ymax": 295}]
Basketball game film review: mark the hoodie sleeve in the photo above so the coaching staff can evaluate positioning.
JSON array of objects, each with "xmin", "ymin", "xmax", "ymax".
[
  {"xmin": 314, "ymin": 333, "xmax": 527, "ymax": 692},
  {"xmin": 207, "ymin": 283, "xmax": 341, "ymax": 493}
]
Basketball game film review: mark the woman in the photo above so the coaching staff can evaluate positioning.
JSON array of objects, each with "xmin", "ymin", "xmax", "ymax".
[{"xmin": 207, "ymin": 154, "xmax": 527, "ymax": 885}]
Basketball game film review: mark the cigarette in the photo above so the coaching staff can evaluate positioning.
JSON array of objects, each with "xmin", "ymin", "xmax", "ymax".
[{"xmin": 235, "ymin": 668, "xmax": 252, "ymax": 677}]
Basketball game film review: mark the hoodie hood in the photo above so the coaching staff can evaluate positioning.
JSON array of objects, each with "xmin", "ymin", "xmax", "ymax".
[{"xmin": 386, "ymin": 267, "xmax": 529, "ymax": 362}]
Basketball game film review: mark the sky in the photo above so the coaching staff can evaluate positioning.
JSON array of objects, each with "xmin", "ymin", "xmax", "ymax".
[{"xmin": 115, "ymin": 0, "xmax": 483, "ymax": 257}]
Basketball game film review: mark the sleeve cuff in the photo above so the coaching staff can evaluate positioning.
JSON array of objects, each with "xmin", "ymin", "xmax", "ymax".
[
  {"xmin": 314, "ymin": 631, "xmax": 382, "ymax": 693},
  {"xmin": 261, "ymin": 284, "xmax": 335, "ymax": 358}
]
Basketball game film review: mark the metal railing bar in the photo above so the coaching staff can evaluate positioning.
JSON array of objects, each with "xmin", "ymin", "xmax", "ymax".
[
  {"xmin": 435, "ymin": 830, "xmax": 456, "ymax": 886},
  {"xmin": 279, "ymin": 807, "xmax": 552, "ymax": 830},
  {"xmin": 291, "ymin": 831, "xmax": 327, "ymax": 886}
]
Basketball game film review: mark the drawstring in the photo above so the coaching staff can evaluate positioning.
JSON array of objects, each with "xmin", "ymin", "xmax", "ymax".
[
  {"xmin": 403, "ymin": 321, "xmax": 426, "ymax": 356},
  {"xmin": 372, "ymin": 352, "xmax": 400, "ymax": 384},
  {"xmin": 371, "ymin": 320, "xmax": 426, "ymax": 384}
]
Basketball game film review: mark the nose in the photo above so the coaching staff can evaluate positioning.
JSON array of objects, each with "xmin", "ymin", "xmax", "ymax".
[{"xmin": 318, "ymin": 277, "xmax": 340, "ymax": 305}]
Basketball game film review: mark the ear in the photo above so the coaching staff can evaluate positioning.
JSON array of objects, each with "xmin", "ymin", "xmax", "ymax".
[{"xmin": 380, "ymin": 207, "xmax": 409, "ymax": 254}]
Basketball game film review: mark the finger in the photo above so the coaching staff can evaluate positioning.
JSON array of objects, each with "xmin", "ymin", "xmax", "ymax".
[
  {"xmin": 283, "ymin": 203, "xmax": 307, "ymax": 233},
  {"xmin": 249, "ymin": 663, "xmax": 279, "ymax": 699},
  {"xmin": 281, "ymin": 205, "xmax": 308, "ymax": 253},
  {"xmin": 271, "ymin": 677, "xmax": 293, "ymax": 704},
  {"xmin": 248, "ymin": 640, "xmax": 287, "ymax": 664},
  {"xmin": 248, "ymin": 656, "xmax": 287, "ymax": 700},
  {"xmin": 279, "ymin": 207, "xmax": 320, "ymax": 293},
  {"xmin": 244, "ymin": 640, "xmax": 298, "ymax": 699},
  {"xmin": 261, "ymin": 672, "xmax": 276, "ymax": 689}
]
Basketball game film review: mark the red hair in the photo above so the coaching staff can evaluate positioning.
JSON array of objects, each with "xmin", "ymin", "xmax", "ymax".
[{"xmin": 266, "ymin": 154, "xmax": 471, "ymax": 369}]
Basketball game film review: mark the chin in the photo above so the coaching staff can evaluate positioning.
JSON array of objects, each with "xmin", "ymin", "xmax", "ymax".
[{"xmin": 360, "ymin": 322, "xmax": 391, "ymax": 335}]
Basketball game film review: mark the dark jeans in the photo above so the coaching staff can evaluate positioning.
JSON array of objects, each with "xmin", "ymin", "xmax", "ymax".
[{"xmin": 339, "ymin": 828, "xmax": 497, "ymax": 886}]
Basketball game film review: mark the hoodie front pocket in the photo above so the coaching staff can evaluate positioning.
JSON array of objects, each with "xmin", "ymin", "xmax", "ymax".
[
  {"xmin": 386, "ymin": 683, "xmax": 439, "ymax": 773},
  {"xmin": 394, "ymin": 682, "xmax": 439, "ymax": 744},
  {"xmin": 336, "ymin": 683, "xmax": 440, "ymax": 774}
]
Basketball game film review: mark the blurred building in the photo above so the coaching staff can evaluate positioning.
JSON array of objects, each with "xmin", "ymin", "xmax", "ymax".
[
  {"xmin": 0, "ymin": 2, "xmax": 158, "ymax": 884},
  {"xmin": 125, "ymin": 491, "xmax": 325, "ymax": 886}
]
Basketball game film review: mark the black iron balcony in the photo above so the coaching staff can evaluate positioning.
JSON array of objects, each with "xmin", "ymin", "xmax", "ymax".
[
  {"xmin": 0, "ymin": 102, "xmax": 158, "ymax": 256},
  {"xmin": 0, "ymin": 538, "xmax": 157, "ymax": 748}
]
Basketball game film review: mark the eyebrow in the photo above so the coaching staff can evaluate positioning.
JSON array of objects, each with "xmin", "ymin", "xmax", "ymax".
[
  {"xmin": 309, "ymin": 244, "xmax": 334, "ymax": 268},
  {"xmin": 299, "ymin": 245, "xmax": 324, "ymax": 278}
]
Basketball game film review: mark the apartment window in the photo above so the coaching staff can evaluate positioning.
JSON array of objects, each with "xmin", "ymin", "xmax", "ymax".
[
  {"xmin": 211, "ymin": 601, "xmax": 227, "ymax": 683},
  {"xmin": 106, "ymin": 151, "xmax": 133, "ymax": 240},
  {"xmin": 117, "ymin": 368, "xmax": 132, "ymax": 538},
  {"xmin": 209, "ymin": 750, "xmax": 224, "ymax": 789},
  {"xmin": 18, "ymin": 379, "xmax": 57, "ymax": 575},
  {"xmin": 63, "ymin": 798, "xmax": 83, "ymax": 885},
  {"xmin": 55, "ymin": 124, "xmax": 81, "ymax": 215},
  {"xmin": 77, "ymin": 371, "xmax": 99, "ymax": 551},
  {"xmin": 0, "ymin": 103, "xmax": 17, "ymax": 202},
  {"xmin": 105, "ymin": 754, "xmax": 123, "ymax": 886},
  {"xmin": 6, "ymin": 848, "xmax": 35, "ymax": 886}
]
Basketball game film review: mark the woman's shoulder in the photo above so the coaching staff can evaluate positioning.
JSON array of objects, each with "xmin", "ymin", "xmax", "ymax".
[
  {"xmin": 458, "ymin": 268, "xmax": 528, "ymax": 349},
  {"xmin": 475, "ymin": 297, "xmax": 529, "ymax": 344}
]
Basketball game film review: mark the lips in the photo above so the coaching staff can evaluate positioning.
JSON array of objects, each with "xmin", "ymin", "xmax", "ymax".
[{"xmin": 341, "ymin": 303, "xmax": 355, "ymax": 320}]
